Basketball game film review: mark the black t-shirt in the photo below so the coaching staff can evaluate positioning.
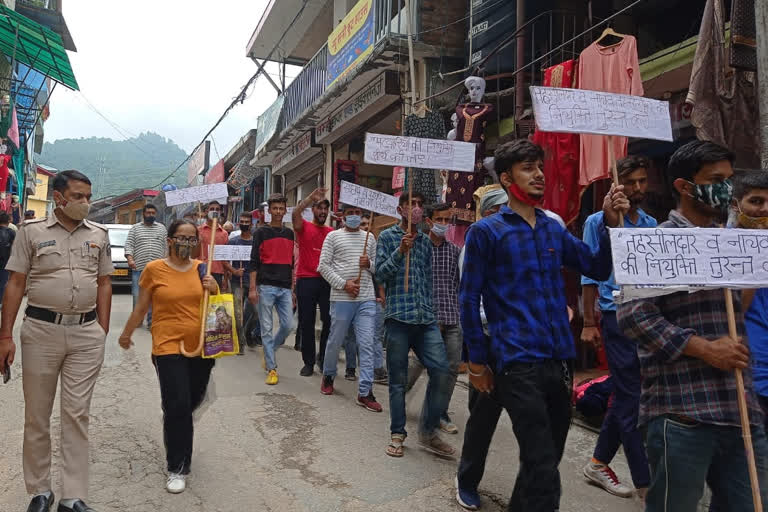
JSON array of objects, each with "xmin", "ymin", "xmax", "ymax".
[{"xmin": 0, "ymin": 225, "xmax": 16, "ymax": 269}]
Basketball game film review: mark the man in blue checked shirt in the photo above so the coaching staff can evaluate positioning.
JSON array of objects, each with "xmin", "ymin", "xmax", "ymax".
[
  {"xmin": 457, "ymin": 139, "xmax": 628, "ymax": 512},
  {"xmin": 376, "ymin": 191, "xmax": 454, "ymax": 459},
  {"xmin": 580, "ymin": 155, "xmax": 656, "ymax": 500}
]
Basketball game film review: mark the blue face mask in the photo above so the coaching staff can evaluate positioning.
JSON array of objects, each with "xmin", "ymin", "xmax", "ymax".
[
  {"xmin": 345, "ymin": 215, "xmax": 362, "ymax": 229},
  {"xmin": 430, "ymin": 222, "xmax": 449, "ymax": 238}
]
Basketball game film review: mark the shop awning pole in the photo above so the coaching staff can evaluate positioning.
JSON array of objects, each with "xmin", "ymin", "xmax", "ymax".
[{"xmin": 757, "ymin": 0, "xmax": 768, "ymax": 168}]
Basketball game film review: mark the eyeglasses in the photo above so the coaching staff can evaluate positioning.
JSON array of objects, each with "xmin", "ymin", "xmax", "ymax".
[{"xmin": 171, "ymin": 236, "xmax": 199, "ymax": 245}]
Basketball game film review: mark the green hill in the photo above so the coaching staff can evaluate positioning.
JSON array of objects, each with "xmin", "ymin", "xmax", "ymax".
[{"xmin": 39, "ymin": 132, "xmax": 189, "ymax": 199}]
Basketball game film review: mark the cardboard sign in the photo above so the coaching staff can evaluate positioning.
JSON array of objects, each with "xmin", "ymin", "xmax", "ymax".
[
  {"xmin": 392, "ymin": 166, "xmax": 405, "ymax": 189},
  {"xmin": 530, "ymin": 86, "xmax": 673, "ymax": 141},
  {"xmin": 213, "ymin": 245, "xmax": 251, "ymax": 261},
  {"xmin": 165, "ymin": 182, "xmax": 228, "ymax": 207},
  {"xmin": 364, "ymin": 133, "xmax": 476, "ymax": 172},
  {"xmin": 611, "ymin": 228, "xmax": 768, "ymax": 287},
  {"xmin": 338, "ymin": 180, "xmax": 400, "ymax": 219}
]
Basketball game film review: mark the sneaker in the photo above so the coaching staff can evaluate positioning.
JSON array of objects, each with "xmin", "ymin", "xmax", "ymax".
[
  {"xmin": 440, "ymin": 419, "xmax": 459, "ymax": 434},
  {"xmin": 265, "ymin": 369, "xmax": 279, "ymax": 385},
  {"xmin": 345, "ymin": 368, "xmax": 356, "ymax": 381},
  {"xmin": 321, "ymin": 376, "xmax": 334, "ymax": 395},
  {"xmin": 455, "ymin": 476, "xmax": 480, "ymax": 510},
  {"xmin": 374, "ymin": 367, "xmax": 389, "ymax": 384},
  {"xmin": 300, "ymin": 364, "xmax": 314, "ymax": 377},
  {"xmin": 166, "ymin": 473, "xmax": 186, "ymax": 494},
  {"xmin": 356, "ymin": 392, "xmax": 383, "ymax": 412},
  {"xmin": 583, "ymin": 463, "xmax": 633, "ymax": 498}
]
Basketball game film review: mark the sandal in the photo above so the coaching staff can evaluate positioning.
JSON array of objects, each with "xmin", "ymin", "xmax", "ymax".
[
  {"xmin": 386, "ymin": 433, "xmax": 406, "ymax": 457},
  {"xmin": 418, "ymin": 434, "xmax": 456, "ymax": 458}
]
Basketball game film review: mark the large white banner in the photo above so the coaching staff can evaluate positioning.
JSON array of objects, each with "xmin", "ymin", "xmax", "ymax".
[
  {"xmin": 338, "ymin": 180, "xmax": 401, "ymax": 219},
  {"xmin": 530, "ymin": 86, "xmax": 673, "ymax": 141},
  {"xmin": 364, "ymin": 133, "xmax": 476, "ymax": 172},
  {"xmin": 165, "ymin": 182, "xmax": 229, "ymax": 207},
  {"xmin": 263, "ymin": 206, "xmax": 313, "ymax": 224},
  {"xmin": 610, "ymin": 228, "xmax": 768, "ymax": 288},
  {"xmin": 213, "ymin": 244, "xmax": 251, "ymax": 261}
]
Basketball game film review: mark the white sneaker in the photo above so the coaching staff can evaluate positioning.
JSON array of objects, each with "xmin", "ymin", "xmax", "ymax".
[
  {"xmin": 583, "ymin": 463, "xmax": 633, "ymax": 498},
  {"xmin": 166, "ymin": 473, "xmax": 186, "ymax": 494}
]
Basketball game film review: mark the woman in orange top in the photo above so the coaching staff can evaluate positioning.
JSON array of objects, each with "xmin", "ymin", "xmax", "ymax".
[{"xmin": 118, "ymin": 219, "xmax": 219, "ymax": 495}]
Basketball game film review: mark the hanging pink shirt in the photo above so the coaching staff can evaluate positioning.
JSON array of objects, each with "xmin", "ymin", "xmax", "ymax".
[{"xmin": 577, "ymin": 36, "xmax": 644, "ymax": 186}]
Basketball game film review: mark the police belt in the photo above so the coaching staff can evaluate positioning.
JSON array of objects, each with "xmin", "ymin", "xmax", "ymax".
[{"xmin": 26, "ymin": 306, "xmax": 97, "ymax": 326}]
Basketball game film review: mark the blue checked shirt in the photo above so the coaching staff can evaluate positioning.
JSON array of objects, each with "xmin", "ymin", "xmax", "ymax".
[
  {"xmin": 375, "ymin": 224, "xmax": 435, "ymax": 325},
  {"xmin": 460, "ymin": 206, "xmax": 612, "ymax": 372}
]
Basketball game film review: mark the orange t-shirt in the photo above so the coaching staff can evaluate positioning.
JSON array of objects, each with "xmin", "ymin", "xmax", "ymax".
[{"xmin": 139, "ymin": 259, "xmax": 204, "ymax": 356}]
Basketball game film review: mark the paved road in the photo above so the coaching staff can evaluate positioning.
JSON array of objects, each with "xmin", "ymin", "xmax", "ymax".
[{"xmin": 0, "ymin": 289, "xmax": 643, "ymax": 511}]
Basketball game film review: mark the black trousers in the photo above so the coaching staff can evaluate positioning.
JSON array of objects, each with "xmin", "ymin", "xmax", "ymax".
[
  {"xmin": 458, "ymin": 359, "xmax": 572, "ymax": 512},
  {"xmin": 296, "ymin": 277, "xmax": 331, "ymax": 367},
  {"xmin": 153, "ymin": 354, "xmax": 215, "ymax": 475}
]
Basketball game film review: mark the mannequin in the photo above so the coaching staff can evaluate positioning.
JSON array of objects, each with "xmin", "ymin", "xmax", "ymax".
[
  {"xmin": 445, "ymin": 76, "xmax": 495, "ymax": 222},
  {"xmin": 447, "ymin": 113, "xmax": 458, "ymax": 141}
]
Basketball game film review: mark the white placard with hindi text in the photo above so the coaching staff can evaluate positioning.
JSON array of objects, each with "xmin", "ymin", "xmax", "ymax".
[
  {"xmin": 338, "ymin": 180, "xmax": 401, "ymax": 219},
  {"xmin": 263, "ymin": 206, "xmax": 313, "ymax": 224},
  {"xmin": 213, "ymin": 244, "xmax": 251, "ymax": 261},
  {"xmin": 364, "ymin": 133, "xmax": 476, "ymax": 172},
  {"xmin": 530, "ymin": 86, "xmax": 673, "ymax": 142},
  {"xmin": 165, "ymin": 182, "xmax": 229, "ymax": 207},
  {"xmin": 610, "ymin": 228, "xmax": 768, "ymax": 288}
]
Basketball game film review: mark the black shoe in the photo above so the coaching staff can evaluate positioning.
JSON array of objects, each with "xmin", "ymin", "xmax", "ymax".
[
  {"xmin": 345, "ymin": 368, "xmax": 356, "ymax": 381},
  {"xmin": 27, "ymin": 492, "xmax": 54, "ymax": 512},
  {"xmin": 317, "ymin": 359, "xmax": 324, "ymax": 371},
  {"xmin": 294, "ymin": 342, "xmax": 301, "ymax": 351},
  {"xmin": 300, "ymin": 364, "xmax": 314, "ymax": 377},
  {"xmin": 57, "ymin": 500, "xmax": 96, "ymax": 512},
  {"xmin": 374, "ymin": 367, "xmax": 389, "ymax": 384}
]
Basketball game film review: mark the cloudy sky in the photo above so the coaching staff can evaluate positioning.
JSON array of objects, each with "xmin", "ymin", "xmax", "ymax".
[{"xmin": 44, "ymin": 0, "xmax": 292, "ymax": 156}]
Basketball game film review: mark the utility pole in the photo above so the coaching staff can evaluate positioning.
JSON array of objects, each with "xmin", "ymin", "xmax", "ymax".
[{"xmin": 757, "ymin": 0, "xmax": 768, "ymax": 168}]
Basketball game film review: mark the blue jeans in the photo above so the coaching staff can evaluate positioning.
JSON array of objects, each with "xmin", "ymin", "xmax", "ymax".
[
  {"xmin": 385, "ymin": 319, "xmax": 452, "ymax": 437},
  {"xmin": 131, "ymin": 269, "xmax": 152, "ymax": 325},
  {"xmin": 646, "ymin": 415, "xmax": 768, "ymax": 512},
  {"xmin": 593, "ymin": 311, "xmax": 650, "ymax": 488},
  {"xmin": 257, "ymin": 285, "xmax": 293, "ymax": 371},
  {"xmin": 345, "ymin": 302, "xmax": 386, "ymax": 370},
  {"xmin": 343, "ymin": 327, "xmax": 357, "ymax": 370},
  {"xmin": 324, "ymin": 301, "xmax": 376, "ymax": 396}
]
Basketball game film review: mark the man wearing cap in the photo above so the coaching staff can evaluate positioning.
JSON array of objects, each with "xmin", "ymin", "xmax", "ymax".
[
  {"xmin": 0, "ymin": 170, "xmax": 113, "ymax": 512},
  {"xmin": 293, "ymin": 187, "xmax": 333, "ymax": 377}
]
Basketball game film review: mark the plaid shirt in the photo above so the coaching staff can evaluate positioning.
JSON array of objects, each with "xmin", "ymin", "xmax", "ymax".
[
  {"xmin": 432, "ymin": 239, "xmax": 460, "ymax": 326},
  {"xmin": 618, "ymin": 210, "xmax": 764, "ymax": 427},
  {"xmin": 375, "ymin": 224, "xmax": 435, "ymax": 325},
  {"xmin": 461, "ymin": 206, "xmax": 612, "ymax": 372}
]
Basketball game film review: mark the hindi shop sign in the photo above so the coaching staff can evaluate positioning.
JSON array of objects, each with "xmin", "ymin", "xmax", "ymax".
[
  {"xmin": 339, "ymin": 180, "xmax": 400, "ymax": 219},
  {"xmin": 364, "ymin": 133, "xmax": 476, "ymax": 172},
  {"xmin": 327, "ymin": 0, "xmax": 375, "ymax": 87},
  {"xmin": 272, "ymin": 131, "xmax": 315, "ymax": 174},
  {"xmin": 164, "ymin": 182, "xmax": 229, "ymax": 207},
  {"xmin": 610, "ymin": 228, "xmax": 768, "ymax": 288},
  {"xmin": 530, "ymin": 86, "xmax": 673, "ymax": 142},
  {"xmin": 187, "ymin": 141, "xmax": 210, "ymax": 184}
]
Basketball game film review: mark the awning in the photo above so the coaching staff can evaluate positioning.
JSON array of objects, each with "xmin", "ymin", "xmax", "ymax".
[
  {"xmin": 0, "ymin": 6, "xmax": 78, "ymax": 90},
  {"xmin": 228, "ymin": 156, "xmax": 265, "ymax": 189}
]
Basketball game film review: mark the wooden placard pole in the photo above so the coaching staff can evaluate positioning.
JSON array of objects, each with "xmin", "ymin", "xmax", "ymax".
[
  {"xmin": 404, "ymin": 172, "xmax": 413, "ymax": 292},
  {"xmin": 607, "ymin": 135, "xmax": 624, "ymax": 228},
  {"xmin": 182, "ymin": 215, "xmax": 218, "ymax": 358},
  {"xmin": 357, "ymin": 212, "xmax": 374, "ymax": 282},
  {"xmin": 724, "ymin": 288, "xmax": 763, "ymax": 512},
  {"xmin": 403, "ymin": 0, "xmax": 415, "ymax": 293}
]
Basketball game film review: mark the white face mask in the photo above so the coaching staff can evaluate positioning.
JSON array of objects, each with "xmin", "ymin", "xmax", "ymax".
[{"xmin": 430, "ymin": 222, "xmax": 449, "ymax": 238}]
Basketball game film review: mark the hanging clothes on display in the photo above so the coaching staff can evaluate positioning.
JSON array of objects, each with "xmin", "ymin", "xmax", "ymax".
[
  {"xmin": 532, "ymin": 59, "xmax": 582, "ymax": 225},
  {"xmin": 687, "ymin": 0, "xmax": 761, "ymax": 168},
  {"xmin": 404, "ymin": 111, "xmax": 446, "ymax": 205},
  {"xmin": 577, "ymin": 34, "xmax": 643, "ymax": 186},
  {"xmin": 0, "ymin": 154, "xmax": 10, "ymax": 195}
]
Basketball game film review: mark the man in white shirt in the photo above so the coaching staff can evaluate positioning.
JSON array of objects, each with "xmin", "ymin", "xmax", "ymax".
[{"xmin": 317, "ymin": 204, "xmax": 381, "ymax": 412}]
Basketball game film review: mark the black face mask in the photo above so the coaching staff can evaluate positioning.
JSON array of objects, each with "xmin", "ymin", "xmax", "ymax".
[
  {"xmin": 239, "ymin": 224, "xmax": 251, "ymax": 233},
  {"xmin": 144, "ymin": 216, "xmax": 155, "ymax": 224}
]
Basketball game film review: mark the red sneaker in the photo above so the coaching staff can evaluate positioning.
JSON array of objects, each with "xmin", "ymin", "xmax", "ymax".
[
  {"xmin": 321, "ymin": 376, "xmax": 334, "ymax": 395},
  {"xmin": 357, "ymin": 392, "xmax": 383, "ymax": 412}
]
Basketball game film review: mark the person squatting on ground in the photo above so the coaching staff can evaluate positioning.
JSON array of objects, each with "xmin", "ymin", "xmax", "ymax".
[
  {"xmin": 317, "ymin": 203, "xmax": 381, "ymax": 412},
  {"xmin": 119, "ymin": 219, "xmax": 219, "ymax": 495},
  {"xmin": 376, "ymin": 191, "xmax": 455, "ymax": 459},
  {"xmin": 458, "ymin": 139, "xmax": 628, "ymax": 512},
  {"xmin": 580, "ymin": 155, "xmax": 656, "ymax": 499}
]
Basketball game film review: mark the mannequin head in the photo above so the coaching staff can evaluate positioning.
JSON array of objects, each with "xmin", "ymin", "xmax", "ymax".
[
  {"xmin": 465, "ymin": 76, "xmax": 486, "ymax": 103},
  {"xmin": 450, "ymin": 113, "xmax": 458, "ymax": 129}
]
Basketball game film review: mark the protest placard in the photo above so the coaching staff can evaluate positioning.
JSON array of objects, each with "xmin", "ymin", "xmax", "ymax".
[
  {"xmin": 338, "ymin": 180, "xmax": 401, "ymax": 219},
  {"xmin": 530, "ymin": 86, "xmax": 673, "ymax": 141},
  {"xmin": 213, "ymin": 244, "xmax": 251, "ymax": 261},
  {"xmin": 364, "ymin": 133, "xmax": 476, "ymax": 172},
  {"xmin": 165, "ymin": 182, "xmax": 229, "ymax": 207},
  {"xmin": 610, "ymin": 228, "xmax": 768, "ymax": 288},
  {"xmin": 263, "ymin": 206, "xmax": 313, "ymax": 224}
]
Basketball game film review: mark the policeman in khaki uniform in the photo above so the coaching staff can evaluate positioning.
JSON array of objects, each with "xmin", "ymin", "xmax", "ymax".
[{"xmin": 0, "ymin": 170, "xmax": 113, "ymax": 512}]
